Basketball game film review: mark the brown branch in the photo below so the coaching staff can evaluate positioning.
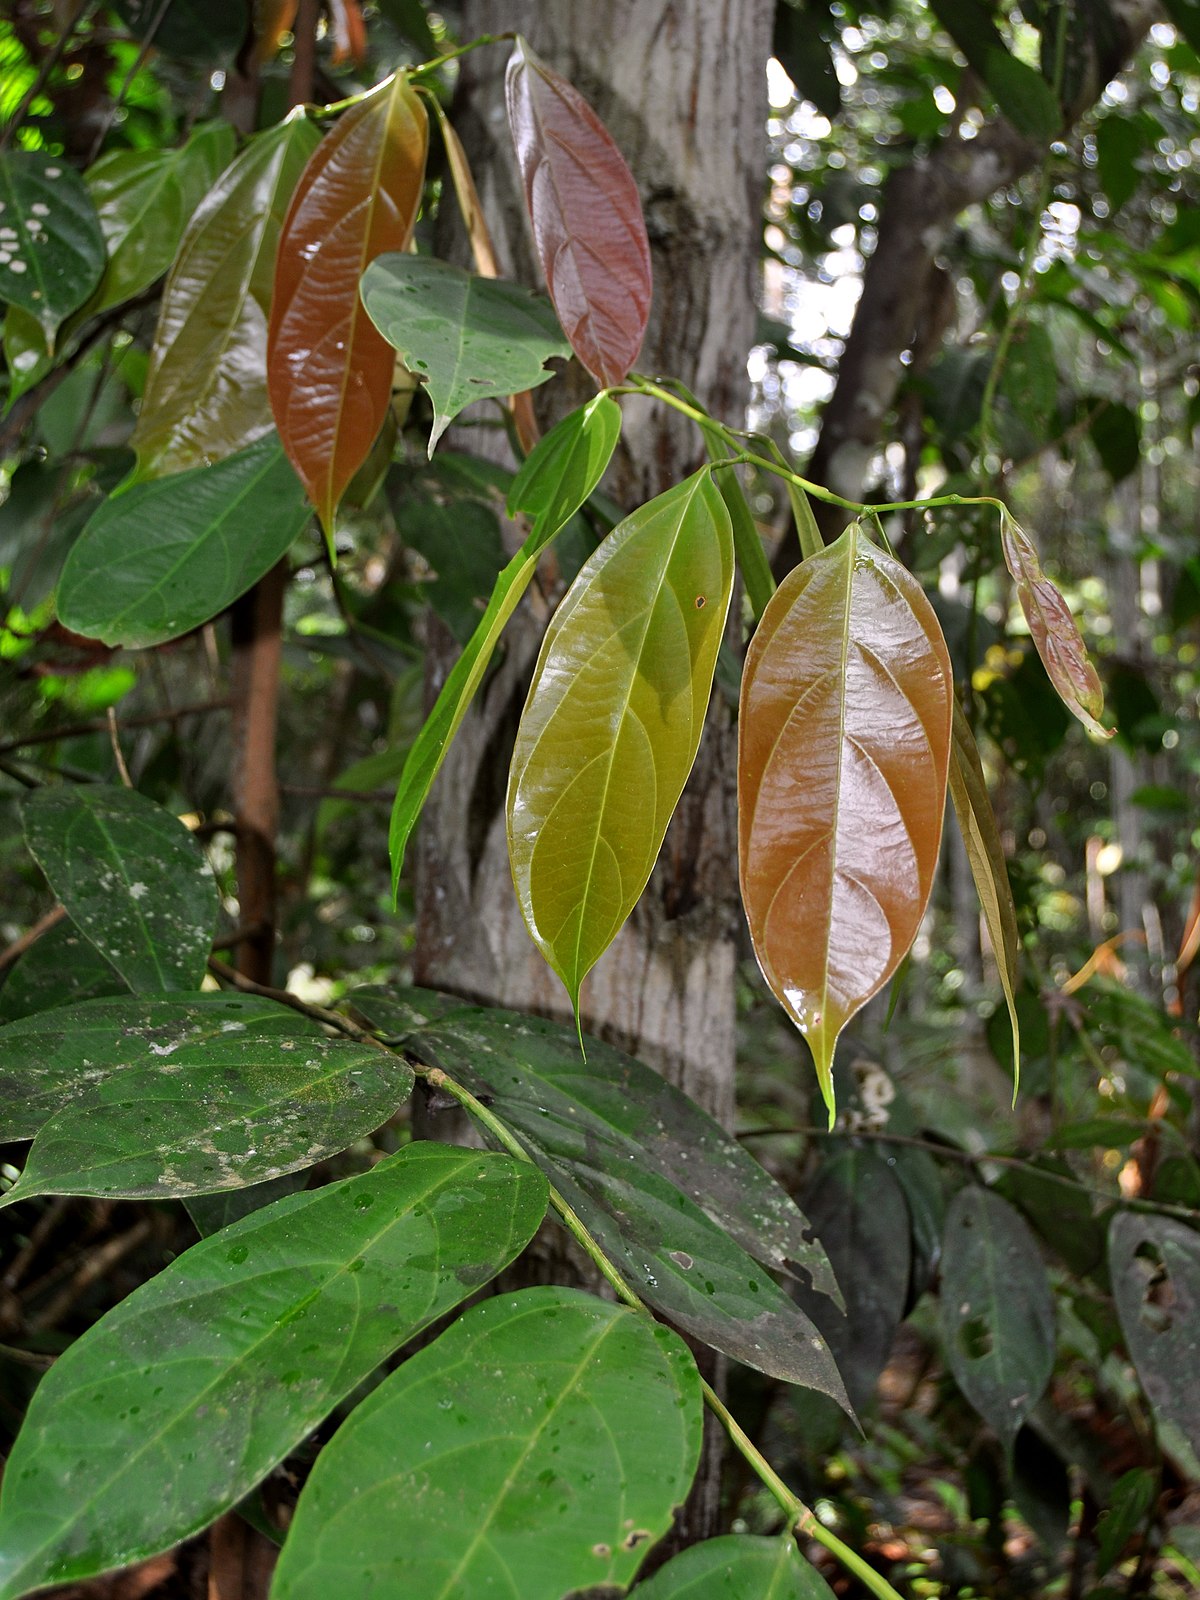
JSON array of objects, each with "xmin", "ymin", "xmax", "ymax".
[
  {"xmin": 0, "ymin": 697, "xmax": 232, "ymax": 755},
  {"xmin": 0, "ymin": 905, "xmax": 67, "ymax": 976}
]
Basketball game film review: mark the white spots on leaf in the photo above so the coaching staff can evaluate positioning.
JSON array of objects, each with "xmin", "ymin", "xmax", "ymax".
[
  {"xmin": 44, "ymin": 166, "xmax": 61, "ymax": 178},
  {"xmin": 30, "ymin": 202, "xmax": 49, "ymax": 216},
  {"xmin": 128, "ymin": 881, "xmax": 149, "ymax": 900},
  {"xmin": 8, "ymin": 260, "xmax": 26, "ymax": 274}
]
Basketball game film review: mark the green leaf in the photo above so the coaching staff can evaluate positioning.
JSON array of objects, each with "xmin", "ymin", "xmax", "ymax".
[
  {"xmin": 0, "ymin": 1030, "xmax": 412, "ymax": 1207},
  {"xmin": 184, "ymin": 1169, "xmax": 311, "ymax": 1237},
  {"xmin": 0, "ymin": 1145, "xmax": 547, "ymax": 1600},
  {"xmin": 0, "ymin": 919, "xmax": 127, "ymax": 1023},
  {"xmin": 21, "ymin": 786, "xmax": 218, "ymax": 993},
  {"xmin": 0, "ymin": 150, "xmax": 104, "ymax": 348},
  {"xmin": 1095, "ymin": 115, "xmax": 1146, "ymax": 212},
  {"xmin": 634, "ymin": 1535, "xmax": 836, "ymax": 1600},
  {"xmin": 0, "ymin": 993, "xmax": 316, "ymax": 1140},
  {"xmin": 387, "ymin": 397, "xmax": 621, "ymax": 893},
  {"xmin": 359, "ymin": 992, "xmax": 850, "ymax": 1408},
  {"xmin": 949, "ymin": 703, "xmax": 1021, "ymax": 1090},
  {"xmin": 271, "ymin": 1287, "xmax": 702, "ymax": 1600},
  {"xmin": 83, "ymin": 121, "xmax": 235, "ymax": 316},
  {"xmin": 2, "ymin": 304, "xmax": 53, "ymax": 402},
  {"xmin": 927, "ymin": 0, "xmax": 1060, "ymax": 140},
  {"xmin": 113, "ymin": 0, "xmax": 247, "ymax": 61},
  {"xmin": 57, "ymin": 435, "xmax": 312, "ymax": 648},
  {"xmin": 1089, "ymin": 399, "xmax": 1141, "ymax": 483},
  {"xmin": 1095, "ymin": 1468, "xmax": 1160, "ymax": 1578},
  {"xmin": 391, "ymin": 488, "xmax": 505, "ymax": 645},
  {"xmin": 1110, "ymin": 1211, "xmax": 1200, "ymax": 1458},
  {"xmin": 506, "ymin": 392, "xmax": 622, "ymax": 535},
  {"xmin": 774, "ymin": 2, "xmax": 841, "ymax": 122},
  {"xmin": 940, "ymin": 1185, "xmax": 1055, "ymax": 1455},
  {"xmin": 361, "ymin": 254, "xmax": 571, "ymax": 453},
  {"xmin": 508, "ymin": 469, "xmax": 734, "ymax": 1013},
  {"xmin": 131, "ymin": 112, "xmax": 322, "ymax": 478}
]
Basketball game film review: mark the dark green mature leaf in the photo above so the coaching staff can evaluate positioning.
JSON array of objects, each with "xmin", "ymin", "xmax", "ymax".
[
  {"xmin": 1, "ymin": 305, "xmax": 53, "ymax": 402},
  {"xmin": 362, "ymin": 255, "xmax": 572, "ymax": 453},
  {"xmin": 362, "ymin": 993, "xmax": 849, "ymax": 1407},
  {"xmin": 739, "ymin": 522, "xmax": 953, "ymax": 1119},
  {"xmin": 22, "ymin": 787, "xmax": 217, "ymax": 993},
  {"xmin": 0, "ymin": 1031, "xmax": 412, "ymax": 1206},
  {"xmin": 131, "ymin": 113, "xmax": 322, "ymax": 477},
  {"xmin": 391, "ymin": 489, "xmax": 505, "ymax": 645},
  {"xmin": 634, "ymin": 1535, "xmax": 836, "ymax": 1600},
  {"xmin": 85, "ymin": 122, "xmax": 235, "ymax": 316},
  {"xmin": 508, "ymin": 470, "xmax": 734, "ymax": 1014},
  {"xmin": 185, "ymin": 1171, "xmax": 311, "ymax": 1237},
  {"xmin": 0, "ymin": 920, "xmax": 127, "ymax": 1023},
  {"xmin": 1110, "ymin": 1212, "xmax": 1200, "ymax": 1457},
  {"xmin": 940, "ymin": 1186, "xmax": 1055, "ymax": 1454},
  {"xmin": 1089, "ymin": 399, "xmax": 1141, "ymax": 482},
  {"xmin": 113, "ymin": 0, "xmax": 246, "ymax": 61},
  {"xmin": 1095, "ymin": 115, "xmax": 1146, "ymax": 212},
  {"xmin": 505, "ymin": 36, "xmax": 652, "ymax": 387},
  {"xmin": 58, "ymin": 436, "xmax": 312, "ymax": 648},
  {"xmin": 0, "ymin": 1145, "xmax": 547, "ymax": 1600},
  {"xmin": 354, "ymin": 987, "xmax": 839, "ymax": 1302},
  {"xmin": 0, "ymin": 151, "xmax": 104, "ymax": 347},
  {"xmin": 387, "ymin": 397, "xmax": 620, "ymax": 892},
  {"xmin": 0, "ymin": 993, "xmax": 315, "ymax": 1140},
  {"xmin": 1096, "ymin": 1467, "xmax": 1159, "ymax": 1578},
  {"xmin": 794, "ymin": 1146, "xmax": 910, "ymax": 1413},
  {"xmin": 927, "ymin": 0, "xmax": 1060, "ymax": 140},
  {"xmin": 271, "ymin": 1288, "xmax": 701, "ymax": 1600},
  {"xmin": 1159, "ymin": 0, "xmax": 1200, "ymax": 58},
  {"xmin": 774, "ymin": 2, "xmax": 841, "ymax": 121}
]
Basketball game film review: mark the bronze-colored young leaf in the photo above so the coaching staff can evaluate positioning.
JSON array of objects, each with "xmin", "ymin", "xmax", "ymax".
[
  {"xmin": 131, "ymin": 112, "xmax": 321, "ymax": 478},
  {"xmin": 268, "ymin": 73, "xmax": 428, "ymax": 536},
  {"xmin": 949, "ymin": 702, "xmax": 1021, "ymax": 1091},
  {"xmin": 999, "ymin": 508, "xmax": 1112, "ymax": 739},
  {"xmin": 739, "ymin": 523, "xmax": 952, "ymax": 1120},
  {"xmin": 505, "ymin": 35, "xmax": 652, "ymax": 387},
  {"xmin": 508, "ymin": 470, "xmax": 733, "ymax": 1013}
]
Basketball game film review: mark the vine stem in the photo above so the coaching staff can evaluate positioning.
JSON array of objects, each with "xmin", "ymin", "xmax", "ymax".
[{"xmin": 307, "ymin": 33, "xmax": 514, "ymax": 118}]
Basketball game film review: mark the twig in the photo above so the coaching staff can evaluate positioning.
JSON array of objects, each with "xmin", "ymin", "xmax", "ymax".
[
  {"xmin": 0, "ymin": 698, "xmax": 232, "ymax": 755},
  {"xmin": 106, "ymin": 708, "xmax": 133, "ymax": 788},
  {"xmin": 84, "ymin": 0, "xmax": 173, "ymax": 164},
  {"xmin": 28, "ymin": 1217, "xmax": 154, "ymax": 1334},
  {"xmin": 0, "ymin": 906, "xmax": 66, "ymax": 976},
  {"xmin": 0, "ymin": 2, "xmax": 99, "ymax": 153}
]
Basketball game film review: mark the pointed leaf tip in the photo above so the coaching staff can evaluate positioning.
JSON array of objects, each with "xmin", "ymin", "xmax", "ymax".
[
  {"xmin": 505, "ymin": 35, "xmax": 652, "ymax": 387},
  {"xmin": 739, "ymin": 524, "xmax": 953, "ymax": 1115}
]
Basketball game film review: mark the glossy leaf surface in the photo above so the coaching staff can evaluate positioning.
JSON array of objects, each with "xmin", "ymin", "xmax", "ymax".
[
  {"xmin": 357, "ymin": 991, "xmax": 849, "ymax": 1406},
  {"xmin": 739, "ymin": 522, "xmax": 952, "ymax": 1118},
  {"xmin": 940, "ymin": 1186, "xmax": 1054, "ymax": 1454},
  {"xmin": 84, "ymin": 122, "xmax": 234, "ymax": 316},
  {"xmin": 22, "ymin": 786, "xmax": 218, "ymax": 993},
  {"xmin": 268, "ymin": 74, "xmax": 428, "ymax": 533},
  {"xmin": 1, "ymin": 305, "xmax": 52, "ymax": 402},
  {"xmin": 635, "ymin": 1536, "xmax": 836, "ymax": 1600},
  {"xmin": 505, "ymin": 35, "xmax": 652, "ymax": 387},
  {"xmin": 0, "ymin": 993, "xmax": 314, "ymax": 1140},
  {"xmin": 0, "ymin": 150, "xmax": 104, "ymax": 346},
  {"xmin": 361, "ymin": 255, "xmax": 570, "ymax": 453},
  {"xmin": 0, "ymin": 1031, "xmax": 411, "ymax": 1207},
  {"xmin": 387, "ymin": 395, "xmax": 622, "ymax": 889},
  {"xmin": 0, "ymin": 1146, "xmax": 547, "ymax": 1600},
  {"xmin": 1000, "ymin": 510, "xmax": 1111, "ymax": 739},
  {"xmin": 1110, "ymin": 1211, "xmax": 1200, "ymax": 1457},
  {"xmin": 949, "ymin": 702, "xmax": 1021, "ymax": 1084},
  {"xmin": 0, "ymin": 920, "xmax": 127, "ymax": 1023},
  {"xmin": 271, "ymin": 1288, "xmax": 701, "ymax": 1600},
  {"xmin": 508, "ymin": 470, "xmax": 734, "ymax": 1011},
  {"xmin": 131, "ymin": 112, "xmax": 322, "ymax": 477},
  {"xmin": 58, "ymin": 435, "xmax": 312, "ymax": 647}
]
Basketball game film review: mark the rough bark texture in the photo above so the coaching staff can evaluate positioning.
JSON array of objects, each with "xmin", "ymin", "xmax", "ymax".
[{"xmin": 414, "ymin": 0, "xmax": 772, "ymax": 1128}]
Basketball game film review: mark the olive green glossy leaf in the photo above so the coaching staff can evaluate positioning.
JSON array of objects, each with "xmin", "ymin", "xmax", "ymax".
[
  {"xmin": 634, "ymin": 1535, "xmax": 836, "ymax": 1600},
  {"xmin": 739, "ymin": 523, "xmax": 952, "ymax": 1121},
  {"xmin": 505, "ymin": 36, "xmax": 652, "ymax": 387},
  {"xmin": 0, "ymin": 993, "xmax": 316, "ymax": 1140},
  {"xmin": 361, "ymin": 255, "xmax": 571, "ymax": 453},
  {"xmin": 2, "ymin": 304, "xmax": 53, "ymax": 402},
  {"xmin": 0, "ymin": 919, "xmax": 127, "ymax": 1023},
  {"xmin": 0, "ymin": 1145, "xmax": 547, "ymax": 1600},
  {"xmin": 387, "ymin": 395, "xmax": 622, "ymax": 892},
  {"xmin": 0, "ymin": 1031, "xmax": 412, "ymax": 1208},
  {"xmin": 508, "ymin": 469, "xmax": 734, "ymax": 1013},
  {"xmin": 940, "ymin": 1186, "xmax": 1054, "ymax": 1455},
  {"xmin": 1000, "ymin": 509, "xmax": 1111, "ymax": 740},
  {"xmin": 353, "ymin": 988, "xmax": 841, "ymax": 1305},
  {"xmin": 268, "ymin": 75, "xmax": 428, "ymax": 536},
  {"xmin": 0, "ymin": 150, "xmax": 104, "ymax": 348},
  {"xmin": 22, "ymin": 786, "xmax": 217, "ymax": 994},
  {"xmin": 131, "ymin": 112, "xmax": 321, "ymax": 478},
  {"xmin": 1110, "ymin": 1211, "xmax": 1200, "ymax": 1457},
  {"xmin": 58, "ymin": 435, "xmax": 312, "ymax": 648},
  {"xmin": 271, "ymin": 1287, "xmax": 701, "ymax": 1600},
  {"xmin": 949, "ymin": 702, "xmax": 1021, "ymax": 1090},
  {"xmin": 84, "ymin": 121, "xmax": 234, "ymax": 316},
  {"xmin": 359, "ymin": 993, "xmax": 850, "ymax": 1408}
]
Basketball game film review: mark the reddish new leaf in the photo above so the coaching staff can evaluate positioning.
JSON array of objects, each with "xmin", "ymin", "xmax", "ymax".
[
  {"xmin": 505, "ymin": 35, "xmax": 652, "ymax": 388},
  {"xmin": 739, "ymin": 523, "xmax": 953, "ymax": 1121},
  {"xmin": 267, "ymin": 73, "xmax": 428, "ymax": 536},
  {"xmin": 999, "ymin": 509, "xmax": 1111, "ymax": 739}
]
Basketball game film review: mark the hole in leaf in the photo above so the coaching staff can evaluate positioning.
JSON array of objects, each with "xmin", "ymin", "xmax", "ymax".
[
  {"xmin": 1134, "ymin": 1241, "xmax": 1174, "ymax": 1333},
  {"xmin": 959, "ymin": 1315, "xmax": 993, "ymax": 1361}
]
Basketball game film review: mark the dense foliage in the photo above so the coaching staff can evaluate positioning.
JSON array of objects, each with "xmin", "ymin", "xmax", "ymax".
[{"xmin": 0, "ymin": 2, "xmax": 1198, "ymax": 1598}]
